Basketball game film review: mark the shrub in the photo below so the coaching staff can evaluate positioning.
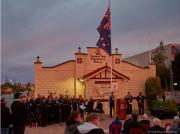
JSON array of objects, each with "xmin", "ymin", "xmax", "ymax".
[
  {"xmin": 151, "ymin": 100, "xmax": 177, "ymax": 112},
  {"xmin": 145, "ymin": 77, "xmax": 161, "ymax": 106},
  {"xmin": 165, "ymin": 99, "xmax": 177, "ymax": 112}
]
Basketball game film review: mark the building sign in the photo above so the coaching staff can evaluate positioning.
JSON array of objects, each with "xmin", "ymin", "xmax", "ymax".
[
  {"xmin": 89, "ymin": 82, "xmax": 118, "ymax": 99},
  {"xmin": 90, "ymin": 48, "xmax": 106, "ymax": 63}
]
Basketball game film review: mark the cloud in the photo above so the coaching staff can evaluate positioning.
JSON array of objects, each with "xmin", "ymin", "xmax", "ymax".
[{"xmin": 1, "ymin": 0, "xmax": 180, "ymax": 83}]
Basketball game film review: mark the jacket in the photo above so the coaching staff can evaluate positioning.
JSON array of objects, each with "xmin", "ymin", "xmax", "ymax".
[
  {"xmin": 11, "ymin": 100, "xmax": 27, "ymax": 126},
  {"xmin": 75, "ymin": 122, "xmax": 105, "ymax": 134}
]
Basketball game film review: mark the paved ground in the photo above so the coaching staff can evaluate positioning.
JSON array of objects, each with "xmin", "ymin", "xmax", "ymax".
[{"xmin": 25, "ymin": 114, "xmax": 173, "ymax": 134}]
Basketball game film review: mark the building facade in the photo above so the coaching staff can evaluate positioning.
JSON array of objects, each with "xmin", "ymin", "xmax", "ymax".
[
  {"xmin": 34, "ymin": 47, "xmax": 156, "ymax": 111},
  {"xmin": 124, "ymin": 43, "xmax": 180, "ymax": 67}
]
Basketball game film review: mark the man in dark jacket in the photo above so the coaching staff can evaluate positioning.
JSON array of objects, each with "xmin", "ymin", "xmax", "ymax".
[
  {"xmin": 11, "ymin": 92, "xmax": 27, "ymax": 134},
  {"xmin": 75, "ymin": 113, "xmax": 105, "ymax": 134},
  {"xmin": 136, "ymin": 92, "xmax": 146, "ymax": 115},
  {"xmin": 125, "ymin": 92, "xmax": 133, "ymax": 114},
  {"xmin": 109, "ymin": 92, "xmax": 115, "ymax": 118},
  {"xmin": 1, "ymin": 98, "xmax": 11, "ymax": 134}
]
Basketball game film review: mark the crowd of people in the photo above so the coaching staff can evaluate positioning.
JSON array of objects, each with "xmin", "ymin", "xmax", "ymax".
[
  {"xmin": 1, "ymin": 91, "xmax": 180, "ymax": 134},
  {"xmin": 1, "ymin": 92, "xmax": 104, "ymax": 134},
  {"xmin": 65, "ymin": 112, "xmax": 180, "ymax": 134}
]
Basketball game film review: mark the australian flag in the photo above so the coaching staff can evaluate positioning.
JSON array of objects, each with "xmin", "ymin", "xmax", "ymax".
[{"xmin": 96, "ymin": 7, "xmax": 111, "ymax": 55}]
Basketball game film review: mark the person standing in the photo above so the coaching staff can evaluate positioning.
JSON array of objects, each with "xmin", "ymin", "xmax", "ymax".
[
  {"xmin": 72, "ymin": 96, "xmax": 78, "ymax": 111},
  {"xmin": 78, "ymin": 95, "xmax": 85, "ymax": 121},
  {"xmin": 109, "ymin": 92, "xmax": 115, "ymax": 118},
  {"xmin": 11, "ymin": 92, "xmax": 27, "ymax": 134},
  {"xmin": 125, "ymin": 92, "xmax": 133, "ymax": 114},
  {"xmin": 86, "ymin": 97, "xmax": 94, "ymax": 113},
  {"xmin": 136, "ymin": 92, "xmax": 146, "ymax": 115},
  {"xmin": 1, "ymin": 98, "xmax": 11, "ymax": 134}
]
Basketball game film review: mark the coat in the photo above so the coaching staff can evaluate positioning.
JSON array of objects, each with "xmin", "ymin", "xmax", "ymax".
[{"xmin": 11, "ymin": 100, "xmax": 27, "ymax": 127}]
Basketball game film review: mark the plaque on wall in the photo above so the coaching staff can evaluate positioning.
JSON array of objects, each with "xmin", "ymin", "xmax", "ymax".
[
  {"xmin": 115, "ymin": 58, "xmax": 120, "ymax": 64},
  {"xmin": 77, "ymin": 58, "xmax": 83, "ymax": 64}
]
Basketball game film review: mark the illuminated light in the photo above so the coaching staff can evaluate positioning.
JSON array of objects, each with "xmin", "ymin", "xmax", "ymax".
[
  {"xmin": 79, "ymin": 79, "xmax": 84, "ymax": 82},
  {"xmin": 174, "ymin": 83, "xmax": 177, "ymax": 86}
]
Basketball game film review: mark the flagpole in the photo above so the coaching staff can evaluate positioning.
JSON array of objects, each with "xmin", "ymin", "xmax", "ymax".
[{"xmin": 108, "ymin": 0, "xmax": 115, "ymax": 117}]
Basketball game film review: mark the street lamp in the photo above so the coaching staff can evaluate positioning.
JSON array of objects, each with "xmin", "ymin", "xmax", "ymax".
[{"xmin": 174, "ymin": 83, "xmax": 177, "ymax": 86}]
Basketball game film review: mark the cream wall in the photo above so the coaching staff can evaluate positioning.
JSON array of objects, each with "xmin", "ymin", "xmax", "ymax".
[
  {"xmin": 120, "ymin": 62, "xmax": 156, "ymax": 110},
  {"xmin": 34, "ymin": 61, "xmax": 76, "ymax": 97}
]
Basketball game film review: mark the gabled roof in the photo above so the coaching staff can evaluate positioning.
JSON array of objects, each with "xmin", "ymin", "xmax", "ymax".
[
  {"xmin": 42, "ymin": 60, "xmax": 75, "ymax": 68},
  {"xmin": 122, "ymin": 60, "xmax": 150, "ymax": 69},
  {"xmin": 81, "ymin": 64, "xmax": 130, "ymax": 80}
]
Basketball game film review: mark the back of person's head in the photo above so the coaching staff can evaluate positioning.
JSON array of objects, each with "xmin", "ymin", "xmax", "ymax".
[
  {"xmin": 153, "ymin": 118, "xmax": 161, "ymax": 126},
  {"xmin": 115, "ymin": 115, "xmax": 120, "ymax": 120},
  {"xmin": 173, "ymin": 116, "xmax": 180, "ymax": 124},
  {"xmin": 66, "ymin": 111, "xmax": 82, "ymax": 126},
  {"xmin": 127, "ymin": 114, "xmax": 133, "ymax": 120},
  {"xmin": 132, "ymin": 113, "xmax": 138, "ymax": 121},
  {"xmin": 14, "ymin": 92, "xmax": 22, "ymax": 99},
  {"xmin": 142, "ymin": 114, "xmax": 148, "ymax": 120},
  {"xmin": 86, "ymin": 113, "xmax": 99, "ymax": 122},
  {"xmin": 86, "ymin": 113, "xmax": 99, "ymax": 126}
]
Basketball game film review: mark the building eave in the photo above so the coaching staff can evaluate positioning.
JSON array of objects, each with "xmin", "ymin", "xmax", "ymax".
[{"xmin": 42, "ymin": 60, "xmax": 75, "ymax": 68}]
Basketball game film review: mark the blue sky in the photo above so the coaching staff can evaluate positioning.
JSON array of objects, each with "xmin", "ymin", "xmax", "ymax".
[{"xmin": 1, "ymin": 0, "xmax": 180, "ymax": 83}]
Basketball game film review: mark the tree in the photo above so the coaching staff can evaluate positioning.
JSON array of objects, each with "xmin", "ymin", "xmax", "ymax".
[
  {"xmin": 145, "ymin": 77, "xmax": 161, "ymax": 106},
  {"xmin": 172, "ymin": 53, "xmax": 180, "ymax": 90},
  {"xmin": 1, "ymin": 82, "xmax": 13, "ymax": 89},
  {"xmin": 152, "ymin": 41, "xmax": 170, "ymax": 90},
  {"xmin": 26, "ymin": 82, "xmax": 31, "ymax": 91}
]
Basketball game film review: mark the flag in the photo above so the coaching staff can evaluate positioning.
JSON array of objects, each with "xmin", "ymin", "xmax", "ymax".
[{"xmin": 96, "ymin": 7, "xmax": 111, "ymax": 55}]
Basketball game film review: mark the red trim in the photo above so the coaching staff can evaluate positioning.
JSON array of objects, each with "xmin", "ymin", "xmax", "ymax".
[{"xmin": 42, "ymin": 60, "xmax": 75, "ymax": 68}]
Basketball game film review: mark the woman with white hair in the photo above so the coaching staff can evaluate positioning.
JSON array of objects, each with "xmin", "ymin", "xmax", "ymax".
[
  {"xmin": 168, "ymin": 116, "xmax": 180, "ymax": 134},
  {"xmin": 147, "ymin": 118, "xmax": 165, "ymax": 134}
]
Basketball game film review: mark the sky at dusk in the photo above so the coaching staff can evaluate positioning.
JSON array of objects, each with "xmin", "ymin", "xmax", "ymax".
[{"xmin": 1, "ymin": 0, "xmax": 180, "ymax": 83}]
